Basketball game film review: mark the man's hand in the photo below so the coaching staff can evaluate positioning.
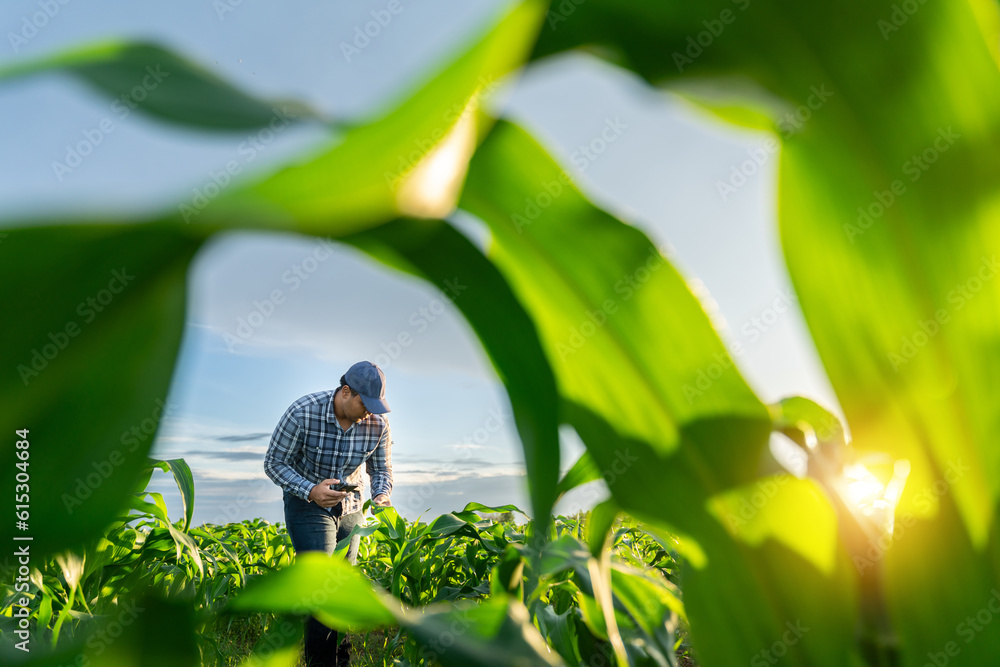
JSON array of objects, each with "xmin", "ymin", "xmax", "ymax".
[
  {"xmin": 372, "ymin": 494, "xmax": 391, "ymax": 507},
  {"xmin": 308, "ymin": 479, "xmax": 348, "ymax": 508}
]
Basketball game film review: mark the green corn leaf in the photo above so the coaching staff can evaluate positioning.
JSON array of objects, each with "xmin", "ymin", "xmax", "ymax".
[
  {"xmin": 610, "ymin": 563, "xmax": 679, "ymax": 664},
  {"xmin": 0, "ymin": 40, "xmax": 319, "ymax": 130},
  {"xmin": 555, "ymin": 450, "xmax": 602, "ymax": 498},
  {"xmin": 151, "ymin": 458, "xmax": 195, "ymax": 532},
  {"xmin": 0, "ymin": 594, "xmax": 201, "ymax": 666},
  {"xmin": 236, "ymin": 615, "xmax": 303, "ymax": 667},
  {"xmin": 459, "ymin": 119, "xmax": 772, "ymax": 522},
  {"xmin": 166, "ymin": 524, "xmax": 204, "ymax": 578},
  {"xmin": 425, "ymin": 513, "xmax": 480, "ymax": 539},
  {"xmin": 227, "ymin": 551, "xmax": 396, "ymax": 629},
  {"xmin": 371, "ymin": 505, "xmax": 406, "ymax": 541},
  {"xmin": 490, "ymin": 545, "xmax": 526, "ymax": 599},
  {"xmin": 0, "ymin": 224, "xmax": 202, "ymax": 559},
  {"xmin": 586, "ymin": 498, "xmax": 619, "ymax": 558},
  {"xmin": 195, "ymin": 0, "xmax": 547, "ymax": 234},
  {"xmin": 229, "ymin": 551, "xmax": 559, "ymax": 665},
  {"xmin": 532, "ymin": 1, "xmax": 1000, "ymax": 663},
  {"xmin": 769, "ymin": 396, "xmax": 847, "ymax": 470},
  {"xmin": 457, "ymin": 120, "xmax": 859, "ymax": 666},
  {"xmin": 460, "ymin": 501, "xmax": 527, "ymax": 516},
  {"xmin": 344, "ymin": 218, "xmax": 560, "ymax": 529},
  {"xmin": 535, "ymin": 602, "xmax": 581, "ymax": 665},
  {"xmin": 146, "ymin": 492, "xmax": 173, "ymax": 526},
  {"xmin": 36, "ymin": 594, "xmax": 53, "ymax": 637},
  {"xmin": 125, "ymin": 495, "xmax": 169, "ymax": 524},
  {"xmin": 397, "ymin": 594, "xmax": 562, "ymax": 667},
  {"xmin": 539, "ymin": 534, "xmax": 591, "ymax": 579}
]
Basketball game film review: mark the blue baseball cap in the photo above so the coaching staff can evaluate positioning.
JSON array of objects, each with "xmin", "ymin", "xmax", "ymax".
[{"xmin": 345, "ymin": 361, "xmax": 390, "ymax": 414}]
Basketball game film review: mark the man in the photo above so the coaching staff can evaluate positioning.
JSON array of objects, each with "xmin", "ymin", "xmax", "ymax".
[{"xmin": 263, "ymin": 360, "xmax": 393, "ymax": 667}]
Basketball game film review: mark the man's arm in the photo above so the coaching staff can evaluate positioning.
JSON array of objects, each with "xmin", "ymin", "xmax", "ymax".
[
  {"xmin": 367, "ymin": 418, "xmax": 393, "ymax": 506},
  {"xmin": 263, "ymin": 406, "xmax": 317, "ymax": 501}
]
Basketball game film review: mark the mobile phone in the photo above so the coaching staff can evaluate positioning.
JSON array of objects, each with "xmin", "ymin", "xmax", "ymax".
[{"xmin": 330, "ymin": 481, "xmax": 358, "ymax": 492}]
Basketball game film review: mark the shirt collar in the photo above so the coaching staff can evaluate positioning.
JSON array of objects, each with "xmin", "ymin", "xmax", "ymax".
[
  {"xmin": 326, "ymin": 390, "xmax": 380, "ymax": 432},
  {"xmin": 325, "ymin": 391, "xmax": 338, "ymax": 424}
]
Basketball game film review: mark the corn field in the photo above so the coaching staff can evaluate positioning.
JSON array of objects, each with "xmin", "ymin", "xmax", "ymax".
[{"xmin": 1, "ymin": 458, "xmax": 688, "ymax": 666}]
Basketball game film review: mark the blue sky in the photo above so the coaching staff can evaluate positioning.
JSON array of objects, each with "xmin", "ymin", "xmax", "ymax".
[{"xmin": 2, "ymin": 0, "xmax": 837, "ymax": 526}]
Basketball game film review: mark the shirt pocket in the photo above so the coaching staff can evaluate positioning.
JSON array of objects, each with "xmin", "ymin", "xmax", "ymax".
[
  {"xmin": 361, "ymin": 434, "xmax": 380, "ymax": 459},
  {"xmin": 301, "ymin": 430, "xmax": 324, "ymax": 467}
]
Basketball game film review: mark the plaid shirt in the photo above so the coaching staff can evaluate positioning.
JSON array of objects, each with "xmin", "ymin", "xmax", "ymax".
[{"xmin": 263, "ymin": 390, "xmax": 392, "ymax": 514}]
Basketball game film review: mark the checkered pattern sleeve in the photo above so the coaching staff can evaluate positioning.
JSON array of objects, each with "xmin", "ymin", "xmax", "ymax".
[
  {"xmin": 263, "ymin": 406, "xmax": 315, "ymax": 501},
  {"xmin": 366, "ymin": 417, "xmax": 393, "ymax": 500}
]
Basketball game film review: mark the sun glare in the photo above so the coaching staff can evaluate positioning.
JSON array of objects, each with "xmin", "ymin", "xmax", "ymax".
[
  {"xmin": 842, "ymin": 463, "xmax": 886, "ymax": 515},
  {"xmin": 395, "ymin": 104, "xmax": 477, "ymax": 219},
  {"xmin": 837, "ymin": 459, "xmax": 911, "ymax": 537}
]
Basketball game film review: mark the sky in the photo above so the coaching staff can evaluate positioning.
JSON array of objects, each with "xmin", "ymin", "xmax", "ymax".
[{"xmin": 1, "ymin": 0, "xmax": 838, "ymax": 527}]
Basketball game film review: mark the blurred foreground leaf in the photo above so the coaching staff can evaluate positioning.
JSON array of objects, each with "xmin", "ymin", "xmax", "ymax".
[
  {"xmin": 345, "ymin": 218, "xmax": 560, "ymax": 529},
  {"xmin": 229, "ymin": 552, "xmax": 560, "ymax": 666},
  {"xmin": 0, "ymin": 225, "xmax": 201, "ymax": 558},
  {"xmin": 228, "ymin": 551, "xmax": 396, "ymax": 629},
  {"xmin": 533, "ymin": 0, "xmax": 1000, "ymax": 663},
  {"xmin": 198, "ymin": 0, "xmax": 547, "ymax": 233},
  {"xmin": 457, "ymin": 120, "xmax": 859, "ymax": 666},
  {"xmin": 0, "ymin": 41, "xmax": 317, "ymax": 130}
]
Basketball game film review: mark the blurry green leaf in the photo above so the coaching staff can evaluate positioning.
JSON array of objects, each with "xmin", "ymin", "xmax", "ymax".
[
  {"xmin": 128, "ymin": 459, "xmax": 160, "ymax": 498},
  {"xmin": 93, "ymin": 594, "xmax": 201, "ymax": 665},
  {"xmin": 200, "ymin": 0, "xmax": 547, "ymax": 233},
  {"xmin": 535, "ymin": 1, "xmax": 1000, "ymax": 661},
  {"xmin": 228, "ymin": 551, "xmax": 396, "ymax": 629},
  {"xmin": 0, "ymin": 594, "xmax": 200, "ymax": 666},
  {"xmin": 770, "ymin": 396, "xmax": 846, "ymax": 458},
  {"xmin": 767, "ymin": 397, "xmax": 895, "ymax": 570},
  {"xmin": 0, "ymin": 40, "xmax": 317, "ymax": 130},
  {"xmin": 237, "ymin": 616, "xmax": 303, "ymax": 667},
  {"xmin": 344, "ymin": 218, "xmax": 560, "ymax": 528},
  {"xmin": 459, "ymin": 119, "xmax": 771, "ymax": 524},
  {"xmin": 0, "ymin": 225, "xmax": 201, "ymax": 559},
  {"xmin": 774, "ymin": 0, "xmax": 1000, "ymax": 650},
  {"xmin": 707, "ymin": 476, "xmax": 839, "ymax": 575},
  {"xmin": 531, "ymin": 1, "xmax": 797, "ymax": 105},
  {"xmin": 398, "ymin": 595, "xmax": 561, "ymax": 667},
  {"xmin": 458, "ymin": 120, "xmax": 858, "ymax": 666},
  {"xmin": 54, "ymin": 552, "xmax": 84, "ymax": 592}
]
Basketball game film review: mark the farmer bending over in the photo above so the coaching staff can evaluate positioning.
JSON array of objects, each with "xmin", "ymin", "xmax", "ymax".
[{"xmin": 264, "ymin": 360, "xmax": 393, "ymax": 667}]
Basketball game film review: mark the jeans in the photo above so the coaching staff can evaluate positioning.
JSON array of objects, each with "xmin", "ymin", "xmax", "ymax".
[{"xmin": 283, "ymin": 490, "xmax": 364, "ymax": 667}]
